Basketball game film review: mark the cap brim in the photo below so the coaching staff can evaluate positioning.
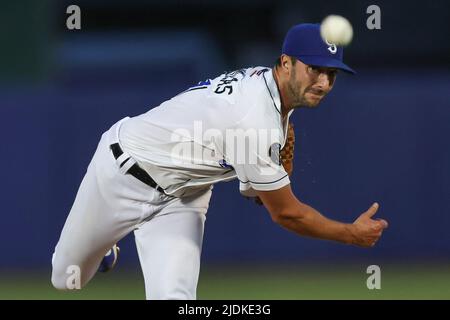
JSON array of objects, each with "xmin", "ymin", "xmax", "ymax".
[{"xmin": 296, "ymin": 56, "xmax": 356, "ymax": 74}]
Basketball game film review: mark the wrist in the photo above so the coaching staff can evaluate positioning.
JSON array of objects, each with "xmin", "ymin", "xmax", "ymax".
[{"xmin": 343, "ymin": 223, "xmax": 357, "ymax": 245}]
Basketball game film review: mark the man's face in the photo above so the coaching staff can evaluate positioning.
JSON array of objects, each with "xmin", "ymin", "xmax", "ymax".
[{"xmin": 286, "ymin": 58, "xmax": 337, "ymax": 109}]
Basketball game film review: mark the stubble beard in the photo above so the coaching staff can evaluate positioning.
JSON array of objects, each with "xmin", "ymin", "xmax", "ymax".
[
  {"xmin": 287, "ymin": 80, "xmax": 315, "ymax": 109},
  {"xmin": 287, "ymin": 72, "xmax": 320, "ymax": 109}
]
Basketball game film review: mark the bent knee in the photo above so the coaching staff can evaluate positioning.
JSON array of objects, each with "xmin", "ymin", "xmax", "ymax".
[
  {"xmin": 51, "ymin": 265, "xmax": 84, "ymax": 291},
  {"xmin": 51, "ymin": 272, "xmax": 70, "ymax": 291}
]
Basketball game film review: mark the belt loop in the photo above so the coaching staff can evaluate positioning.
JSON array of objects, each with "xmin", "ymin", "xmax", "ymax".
[
  {"xmin": 119, "ymin": 157, "xmax": 136, "ymax": 174},
  {"xmin": 115, "ymin": 153, "xmax": 129, "ymax": 167}
]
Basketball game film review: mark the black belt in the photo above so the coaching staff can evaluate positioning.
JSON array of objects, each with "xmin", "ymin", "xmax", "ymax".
[{"xmin": 110, "ymin": 143, "xmax": 166, "ymax": 194}]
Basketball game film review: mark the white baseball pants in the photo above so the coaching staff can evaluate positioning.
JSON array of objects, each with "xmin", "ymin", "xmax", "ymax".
[{"xmin": 51, "ymin": 119, "xmax": 212, "ymax": 299}]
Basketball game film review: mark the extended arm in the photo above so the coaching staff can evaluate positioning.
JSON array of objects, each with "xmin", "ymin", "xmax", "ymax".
[{"xmin": 257, "ymin": 185, "xmax": 388, "ymax": 247}]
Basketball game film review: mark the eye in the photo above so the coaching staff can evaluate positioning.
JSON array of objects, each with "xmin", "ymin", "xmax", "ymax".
[
  {"xmin": 307, "ymin": 65, "xmax": 321, "ymax": 75},
  {"xmin": 328, "ymin": 70, "xmax": 338, "ymax": 77}
]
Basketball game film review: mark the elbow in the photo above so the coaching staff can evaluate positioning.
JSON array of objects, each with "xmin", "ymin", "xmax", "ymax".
[
  {"xmin": 269, "ymin": 201, "xmax": 308, "ymax": 226},
  {"xmin": 269, "ymin": 208, "xmax": 298, "ymax": 226},
  {"xmin": 269, "ymin": 211, "xmax": 284, "ymax": 225}
]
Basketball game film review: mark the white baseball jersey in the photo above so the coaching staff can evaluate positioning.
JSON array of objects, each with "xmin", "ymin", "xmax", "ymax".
[{"xmin": 119, "ymin": 66, "xmax": 293, "ymax": 198}]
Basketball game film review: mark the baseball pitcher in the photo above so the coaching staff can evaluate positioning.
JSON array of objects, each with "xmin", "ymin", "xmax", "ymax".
[{"xmin": 51, "ymin": 23, "xmax": 388, "ymax": 299}]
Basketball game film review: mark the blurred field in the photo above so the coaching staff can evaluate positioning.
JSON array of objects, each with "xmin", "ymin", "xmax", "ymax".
[{"xmin": 1, "ymin": 264, "xmax": 449, "ymax": 300}]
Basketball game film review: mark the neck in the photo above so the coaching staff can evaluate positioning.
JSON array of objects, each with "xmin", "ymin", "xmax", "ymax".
[{"xmin": 272, "ymin": 67, "xmax": 292, "ymax": 119}]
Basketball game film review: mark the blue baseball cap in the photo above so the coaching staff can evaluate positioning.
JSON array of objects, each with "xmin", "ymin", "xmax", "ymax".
[{"xmin": 282, "ymin": 23, "xmax": 355, "ymax": 74}]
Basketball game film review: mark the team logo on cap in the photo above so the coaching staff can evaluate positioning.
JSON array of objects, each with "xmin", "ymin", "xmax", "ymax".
[{"xmin": 325, "ymin": 39, "xmax": 337, "ymax": 54}]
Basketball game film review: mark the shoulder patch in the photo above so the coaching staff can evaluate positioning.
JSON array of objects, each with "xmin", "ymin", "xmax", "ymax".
[{"xmin": 269, "ymin": 143, "xmax": 281, "ymax": 166}]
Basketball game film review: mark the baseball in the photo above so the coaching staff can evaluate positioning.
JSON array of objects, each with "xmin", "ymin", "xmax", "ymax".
[{"xmin": 320, "ymin": 15, "xmax": 353, "ymax": 46}]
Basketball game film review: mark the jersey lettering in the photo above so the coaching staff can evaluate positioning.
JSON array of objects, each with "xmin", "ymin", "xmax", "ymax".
[{"xmin": 214, "ymin": 69, "xmax": 246, "ymax": 95}]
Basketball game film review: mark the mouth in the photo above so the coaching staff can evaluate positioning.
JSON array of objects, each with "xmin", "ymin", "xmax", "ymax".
[
  {"xmin": 306, "ymin": 91, "xmax": 323, "ymax": 100},
  {"xmin": 307, "ymin": 87, "xmax": 325, "ymax": 94}
]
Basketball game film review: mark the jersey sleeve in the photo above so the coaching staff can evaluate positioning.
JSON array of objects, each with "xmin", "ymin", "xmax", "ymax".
[
  {"xmin": 226, "ymin": 124, "xmax": 290, "ymax": 196},
  {"xmin": 234, "ymin": 148, "xmax": 290, "ymax": 197}
]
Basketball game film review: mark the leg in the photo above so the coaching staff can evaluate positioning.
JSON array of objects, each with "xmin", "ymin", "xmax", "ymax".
[
  {"xmin": 51, "ymin": 132, "xmax": 153, "ymax": 290},
  {"xmin": 134, "ymin": 189, "xmax": 212, "ymax": 300}
]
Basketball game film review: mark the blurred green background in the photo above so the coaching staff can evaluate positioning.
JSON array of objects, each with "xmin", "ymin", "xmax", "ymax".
[{"xmin": 2, "ymin": 263, "xmax": 449, "ymax": 300}]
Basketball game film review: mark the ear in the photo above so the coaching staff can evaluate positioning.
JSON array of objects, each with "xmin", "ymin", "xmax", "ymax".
[{"xmin": 280, "ymin": 54, "xmax": 291, "ymax": 73}]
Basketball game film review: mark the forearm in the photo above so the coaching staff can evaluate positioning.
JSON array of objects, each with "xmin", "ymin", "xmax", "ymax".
[{"xmin": 275, "ymin": 202, "xmax": 355, "ymax": 245}]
